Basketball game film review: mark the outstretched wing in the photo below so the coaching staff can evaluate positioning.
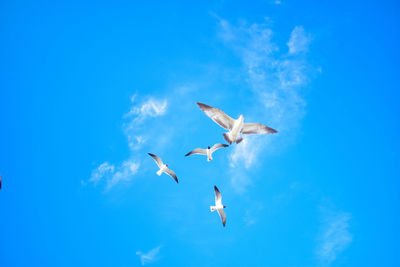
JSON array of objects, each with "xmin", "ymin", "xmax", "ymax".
[
  {"xmin": 214, "ymin": 185, "xmax": 222, "ymax": 205},
  {"xmin": 164, "ymin": 168, "xmax": 179, "ymax": 183},
  {"xmin": 197, "ymin": 102, "xmax": 235, "ymax": 130},
  {"xmin": 217, "ymin": 208, "xmax": 226, "ymax": 227},
  {"xmin": 241, "ymin": 123, "xmax": 278, "ymax": 135},
  {"xmin": 148, "ymin": 153, "xmax": 164, "ymax": 168},
  {"xmin": 185, "ymin": 148, "xmax": 207, "ymax": 157},
  {"xmin": 210, "ymin": 143, "xmax": 229, "ymax": 153}
]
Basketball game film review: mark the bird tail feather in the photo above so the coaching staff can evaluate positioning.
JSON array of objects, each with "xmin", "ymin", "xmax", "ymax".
[{"xmin": 223, "ymin": 133, "xmax": 233, "ymax": 145}]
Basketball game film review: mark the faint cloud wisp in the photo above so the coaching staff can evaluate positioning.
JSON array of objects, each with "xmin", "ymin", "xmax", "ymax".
[
  {"xmin": 136, "ymin": 245, "xmax": 162, "ymax": 266},
  {"xmin": 317, "ymin": 208, "xmax": 353, "ymax": 266}
]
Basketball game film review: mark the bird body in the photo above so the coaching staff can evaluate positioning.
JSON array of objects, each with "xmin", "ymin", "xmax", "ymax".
[{"xmin": 206, "ymin": 147, "xmax": 212, "ymax": 161}]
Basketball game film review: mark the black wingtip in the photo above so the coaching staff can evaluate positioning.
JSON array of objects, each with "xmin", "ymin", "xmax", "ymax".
[
  {"xmin": 148, "ymin": 153, "xmax": 154, "ymax": 157},
  {"xmin": 184, "ymin": 152, "xmax": 190, "ymax": 157},
  {"xmin": 214, "ymin": 185, "xmax": 218, "ymax": 190},
  {"xmin": 196, "ymin": 102, "xmax": 210, "ymax": 109}
]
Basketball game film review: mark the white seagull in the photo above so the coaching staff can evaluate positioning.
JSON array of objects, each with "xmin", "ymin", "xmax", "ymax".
[
  {"xmin": 148, "ymin": 153, "xmax": 178, "ymax": 183},
  {"xmin": 197, "ymin": 102, "xmax": 278, "ymax": 144},
  {"xmin": 185, "ymin": 143, "xmax": 229, "ymax": 161},
  {"xmin": 210, "ymin": 185, "xmax": 227, "ymax": 227}
]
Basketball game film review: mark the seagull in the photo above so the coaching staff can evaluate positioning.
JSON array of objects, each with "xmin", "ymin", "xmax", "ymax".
[
  {"xmin": 148, "ymin": 153, "xmax": 178, "ymax": 183},
  {"xmin": 185, "ymin": 143, "xmax": 229, "ymax": 161},
  {"xmin": 210, "ymin": 185, "xmax": 227, "ymax": 227},
  {"xmin": 197, "ymin": 102, "xmax": 278, "ymax": 145}
]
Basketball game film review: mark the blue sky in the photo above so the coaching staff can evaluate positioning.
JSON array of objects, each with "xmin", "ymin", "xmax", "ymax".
[{"xmin": 1, "ymin": 0, "xmax": 399, "ymax": 266}]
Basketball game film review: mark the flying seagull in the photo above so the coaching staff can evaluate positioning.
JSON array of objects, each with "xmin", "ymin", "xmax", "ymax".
[
  {"xmin": 148, "ymin": 153, "xmax": 178, "ymax": 183},
  {"xmin": 210, "ymin": 185, "xmax": 227, "ymax": 227},
  {"xmin": 197, "ymin": 102, "xmax": 278, "ymax": 144},
  {"xmin": 185, "ymin": 143, "xmax": 229, "ymax": 161}
]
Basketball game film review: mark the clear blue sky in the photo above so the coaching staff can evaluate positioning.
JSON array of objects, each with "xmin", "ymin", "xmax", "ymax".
[{"xmin": 1, "ymin": 0, "xmax": 399, "ymax": 266}]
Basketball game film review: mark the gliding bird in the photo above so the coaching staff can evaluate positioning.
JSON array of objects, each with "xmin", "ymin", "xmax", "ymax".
[
  {"xmin": 185, "ymin": 143, "xmax": 229, "ymax": 161},
  {"xmin": 197, "ymin": 102, "xmax": 278, "ymax": 144},
  {"xmin": 210, "ymin": 185, "xmax": 227, "ymax": 227},
  {"xmin": 148, "ymin": 153, "xmax": 178, "ymax": 183}
]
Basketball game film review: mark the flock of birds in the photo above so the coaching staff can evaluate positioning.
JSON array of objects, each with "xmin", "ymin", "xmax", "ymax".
[{"xmin": 148, "ymin": 102, "xmax": 277, "ymax": 227}]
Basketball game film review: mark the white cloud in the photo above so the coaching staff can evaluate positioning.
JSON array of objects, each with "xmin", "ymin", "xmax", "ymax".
[
  {"xmin": 217, "ymin": 19, "xmax": 315, "ymax": 192},
  {"xmin": 287, "ymin": 26, "xmax": 311, "ymax": 54},
  {"xmin": 317, "ymin": 208, "xmax": 353, "ymax": 266},
  {"xmin": 87, "ymin": 95, "xmax": 168, "ymax": 191},
  {"xmin": 105, "ymin": 159, "xmax": 139, "ymax": 191},
  {"xmin": 88, "ymin": 160, "xmax": 139, "ymax": 190},
  {"xmin": 229, "ymin": 138, "xmax": 259, "ymax": 169},
  {"xmin": 125, "ymin": 97, "xmax": 168, "ymax": 122},
  {"xmin": 89, "ymin": 162, "xmax": 115, "ymax": 184},
  {"xmin": 136, "ymin": 246, "xmax": 162, "ymax": 266}
]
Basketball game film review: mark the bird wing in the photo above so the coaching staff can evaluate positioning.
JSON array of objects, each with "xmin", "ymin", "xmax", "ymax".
[
  {"xmin": 210, "ymin": 143, "xmax": 229, "ymax": 153},
  {"xmin": 214, "ymin": 185, "xmax": 222, "ymax": 205},
  {"xmin": 241, "ymin": 123, "xmax": 278, "ymax": 134},
  {"xmin": 217, "ymin": 208, "xmax": 226, "ymax": 227},
  {"xmin": 197, "ymin": 102, "xmax": 235, "ymax": 130},
  {"xmin": 148, "ymin": 153, "xmax": 164, "ymax": 168},
  {"xmin": 164, "ymin": 168, "xmax": 179, "ymax": 183},
  {"xmin": 185, "ymin": 148, "xmax": 207, "ymax": 157}
]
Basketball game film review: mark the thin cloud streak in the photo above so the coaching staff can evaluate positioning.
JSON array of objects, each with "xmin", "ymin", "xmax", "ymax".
[
  {"xmin": 317, "ymin": 208, "xmax": 353, "ymax": 266},
  {"xmin": 136, "ymin": 245, "xmax": 162, "ymax": 266}
]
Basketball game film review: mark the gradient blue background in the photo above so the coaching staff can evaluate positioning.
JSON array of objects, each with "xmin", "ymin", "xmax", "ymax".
[{"xmin": 1, "ymin": 1, "xmax": 399, "ymax": 266}]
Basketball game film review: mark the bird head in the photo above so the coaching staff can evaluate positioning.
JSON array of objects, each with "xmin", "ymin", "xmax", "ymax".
[{"xmin": 207, "ymin": 146, "xmax": 210, "ymax": 149}]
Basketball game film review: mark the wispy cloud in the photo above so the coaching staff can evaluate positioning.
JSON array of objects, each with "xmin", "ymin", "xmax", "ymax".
[
  {"xmin": 89, "ymin": 162, "xmax": 115, "ymax": 184},
  {"xmin": 287, "ymin": 26, "xmax": 312, "ymax": 54},
  {"xmin": 125, "ymin": 96, "xmax": 168, "ymax": 123},
  {"xmin": 136, "ymin": 245, "xmax": 162, "ymax": 266},
  {"xmin": 217, "ymin": 18, "xmax": 314, "ymax": 192},
  {"xmin": 316, "ymin": 208, "xmax": 353, "ymax": 266},
  {"xmin": 87, "ymin": 159, "xmax": 140, "ymax": 191},
  {"xmin": 105, "ymin": 159, "xmax": 140, "ymax": 191},
  {"xmin": 86, "ymin": 96, "xmax": 168, "ymax": 191}
]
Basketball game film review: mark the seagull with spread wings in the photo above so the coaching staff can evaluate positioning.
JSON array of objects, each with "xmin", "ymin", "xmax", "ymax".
[
  {"xmin": 148, "ymin": 153, "xmax": 178, "ymax": 183},
  {"xmin": 185, "ymin": 143, "xmax": 229, "ymax": 161},
  {"xmin": 197, "ymin": 102, "xmax": 278, "ymax": 145},
  {"xmin": 210, "ymin": 185, "xmax": 227, "ymax": 227}
]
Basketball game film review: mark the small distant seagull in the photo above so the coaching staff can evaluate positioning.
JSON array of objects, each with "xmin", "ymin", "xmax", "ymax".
[
  {"xmin": 210, "ymin": 185, "xmax": 227, "ymax": 227},
  {"xmin": 148, "ymin": 153, "xmax": 178, "ymax": 183},
  {"xmin": 185, "ymin": 143, "xmax": 229, "ymax": 161},
  {"xmin": 197, "ymin": 102, "xmax": 277, "ymax": 144}
]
